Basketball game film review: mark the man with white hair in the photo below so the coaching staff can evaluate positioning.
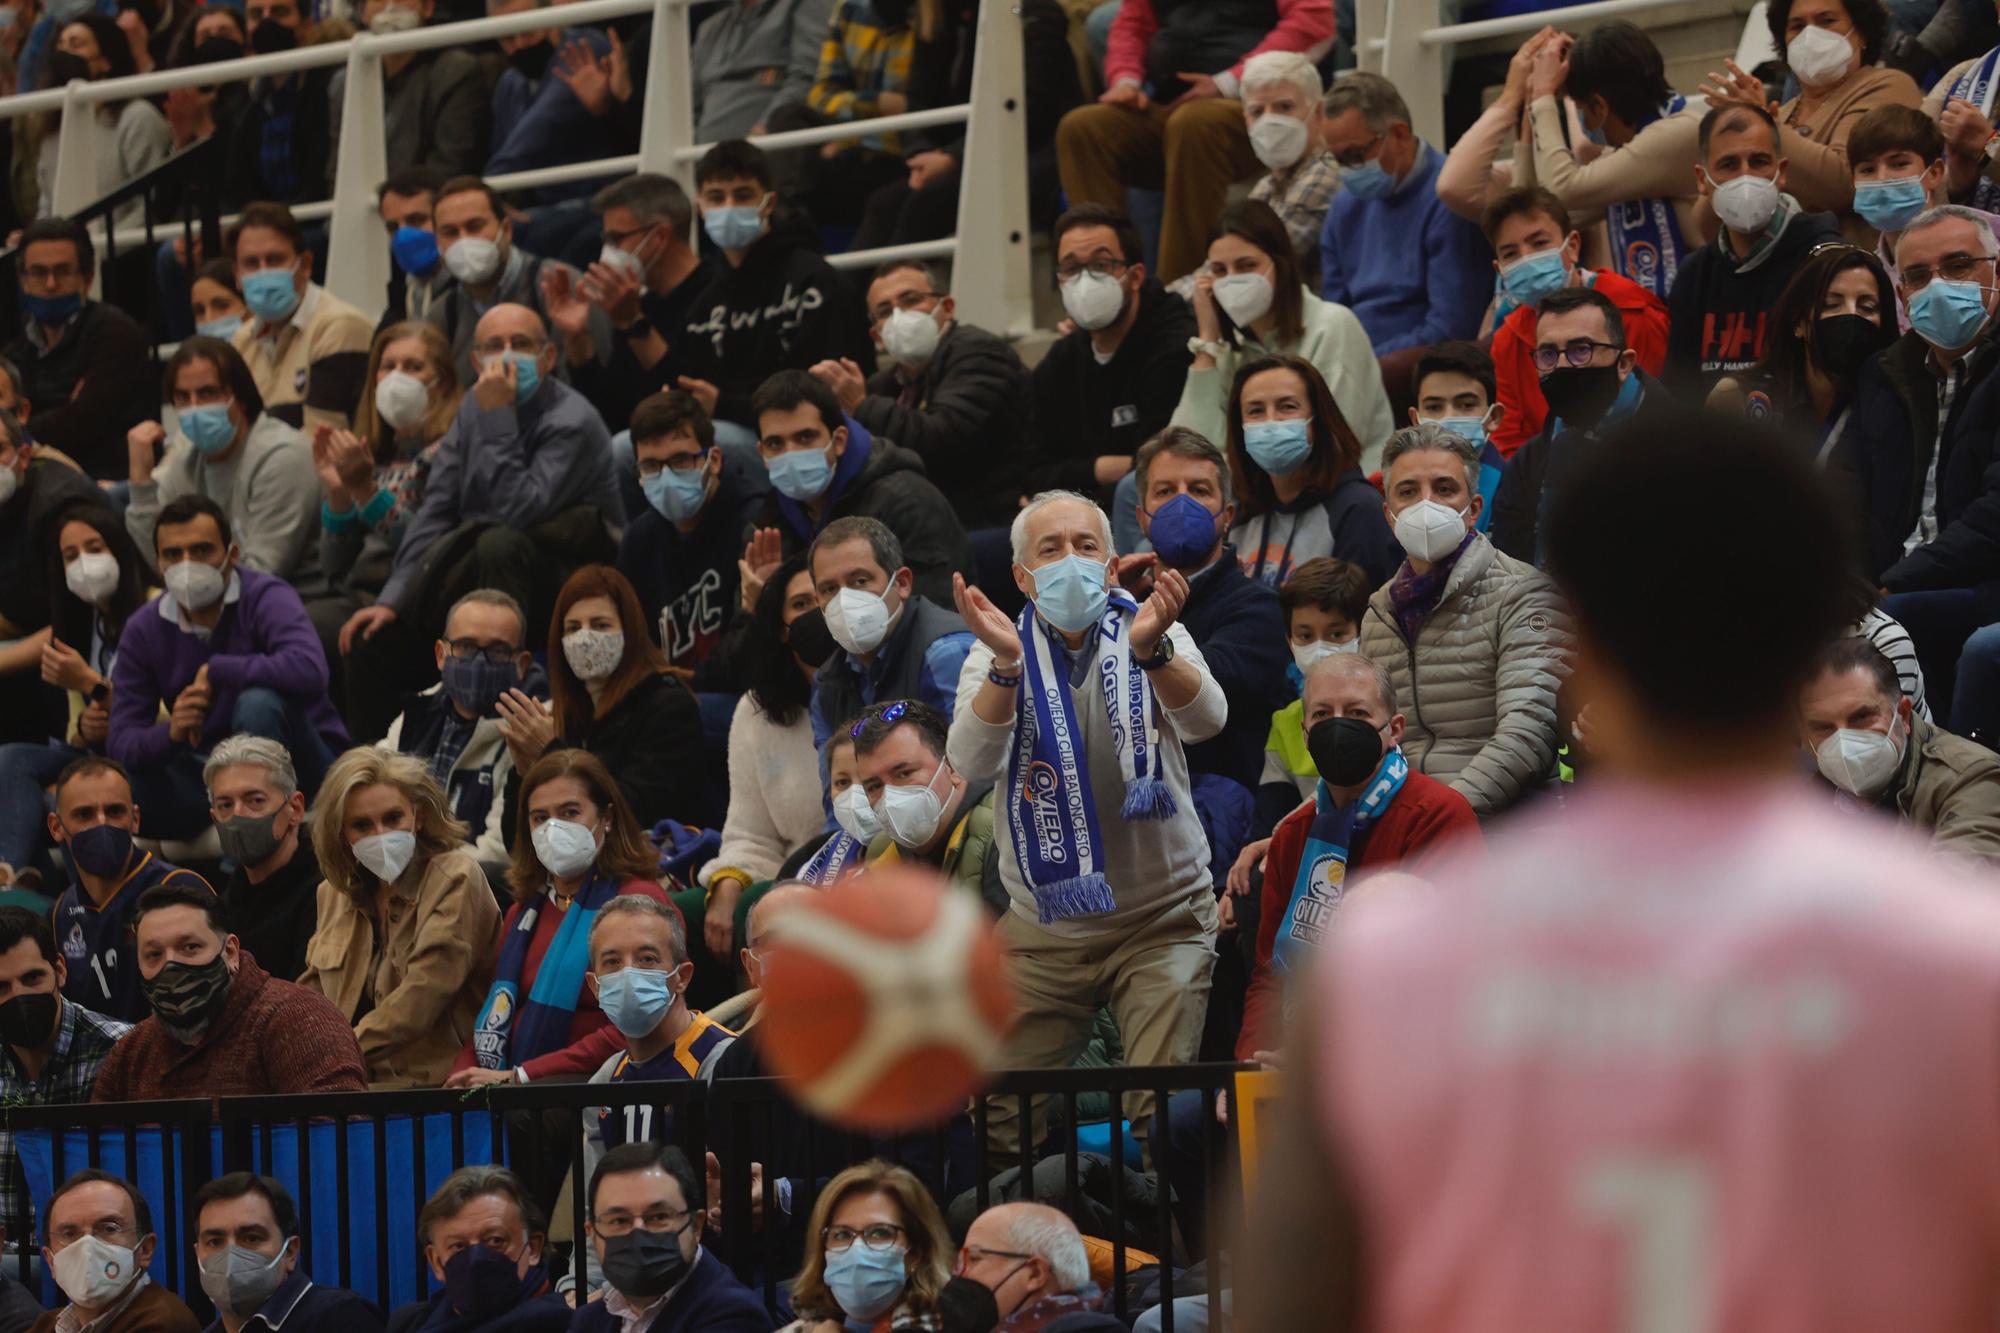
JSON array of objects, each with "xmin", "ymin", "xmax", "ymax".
[
  {"xmin": 205, "ymin": 734, "xmax": 318, "ymax": 982},
  {"xmin": 948, "ymin": 490, "xmax": 1224, "ymax": 1154},
  {"xmin": 949, "ymin": 1202, "xmax": 1124, "ymax": 1331}
]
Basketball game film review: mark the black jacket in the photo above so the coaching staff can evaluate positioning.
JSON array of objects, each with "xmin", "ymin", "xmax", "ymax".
[
  {"xmin": 4, "ymin": 301, "xmax": 155, "ymax": 479},
  {"xmin": 1027, "ymin": 281, "xmax": 1195, "ymax": 501},
  {"xmin": 225, "ymin": 67, "xmax": 334, "ymax": 208},
  {"xmin": 676, "ymin": 212, "xmax": 873, "ymax": 425},
  {"xmin": 812, "ymin": 592, "xmax": 968, "ymax": 742},
  {"xmin": 1490, "ymin": 370, "xmax": 1674, "ymax": 567},
  {"xmin": 1663, "ymin": 208, "xmax": 1841, "ymax": 399},
  {"xmin": 573, "ymin": 252, "xmax": 722, "ymax": 442},
  {"xmin": 852, "ymin": 321, "xmax": 1030, "ymax": 527},
  {"xmin": 568, "ymin": 670, "xmax": 708, "ymax": 829},
  {"xmin": 616, "ymin": 441, "xmax": 771, "ymax": 676},
  {"xmin": 221, "ymin": 834, "xmax": 321, "ymax": 984},
  {"xmin": 1178, "ymin": 549, "xmax": 1290, "ymax": 789}
]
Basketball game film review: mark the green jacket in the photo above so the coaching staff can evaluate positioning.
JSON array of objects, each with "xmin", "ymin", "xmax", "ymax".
[{"xmin": 866, "ymin": 786, "xmax": 1005, "ymax": 916}]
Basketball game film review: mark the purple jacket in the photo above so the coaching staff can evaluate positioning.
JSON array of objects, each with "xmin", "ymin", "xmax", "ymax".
[{"xmin": 107, "ymin": 566, "xmax": 348, "ymax": 770}]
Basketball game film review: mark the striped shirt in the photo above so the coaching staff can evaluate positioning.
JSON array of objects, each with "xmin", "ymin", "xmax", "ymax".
[
  {"xmin": 806, "ymin": 0, "xmax": 915, "ymax": 156},
  {"xmin": 594, "ymin": 1012, "xmax": 737, "ymax": 1151}
]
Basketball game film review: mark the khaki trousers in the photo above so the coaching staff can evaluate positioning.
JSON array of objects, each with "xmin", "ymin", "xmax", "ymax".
[
  {"xmin": 984, "ymin": 892, "xmax": 1218, "ymax": 1161},
  {"xmin": 1054, "ymin": 98, "xmax": 1263, "ymax": 284}
]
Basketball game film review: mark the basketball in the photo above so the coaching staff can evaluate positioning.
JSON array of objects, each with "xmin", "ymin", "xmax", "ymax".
[{"xmin": 753, "ymin": 865, "xmax": 1017, "ymax": 1132}]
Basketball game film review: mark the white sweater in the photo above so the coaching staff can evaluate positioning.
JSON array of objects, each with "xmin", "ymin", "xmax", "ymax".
[{"xmin": 698, "ymin": 693, "xmax": 825, "ymax": 888}]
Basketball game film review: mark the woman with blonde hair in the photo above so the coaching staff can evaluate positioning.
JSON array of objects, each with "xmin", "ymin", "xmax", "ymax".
[
  {"xmin": 783, "ymin": 1161, "xmax": 955, "ymax": 1331},
  {"xmin": 298, "ymin": 746, "xmax": 501, "ymax": 1087}
]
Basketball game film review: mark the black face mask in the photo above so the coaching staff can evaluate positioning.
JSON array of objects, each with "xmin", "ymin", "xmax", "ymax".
[
  {"xmin": 1815, "ymin": 313, "xmax": 1880, "ymax": 380},
  {"xmin": 248, "ymin": 18, "xmax": 296, "ymax": 53},
  {"xmin": 0, "ymin": 990, "xmax": 57, "ymax": 1049},
  {"xmin": 1539, "ymin": 364, "xmax": 1624, "ymax": 430},
  {"xmin": 191, "ymin": 36, "xmax": 246, "ymax": 66},
  {"xmin": 46, "ymin": 50, "xmax": 91, "ymax": 85},
  {"xmin": 1307, "ymin": 716, "xmax": 1388, "ymax": 788},
  {"xmin": 786, "ymin": 607, "xmax": 838, "ymax": 667},
  {"xmin": 507, "ymin": 39, "xmax": 551, "ymax": 78},
  {"xmin": 937, "ymin": 1274, "xmax": 1001, "ymax": 1333},
  {"xmin": 600, "ymin": 1227, "xmax": 689, "ymax": 1301}
]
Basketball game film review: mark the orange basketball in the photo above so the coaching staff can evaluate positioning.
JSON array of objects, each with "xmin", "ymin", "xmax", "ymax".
[{"xmin": 753, "ymin": 864, "xmax": 1017, "ymax": 1132}]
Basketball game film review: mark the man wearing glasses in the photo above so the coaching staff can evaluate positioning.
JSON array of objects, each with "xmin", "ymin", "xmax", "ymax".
[
  {"xmin": 951, "ymin": 1202, "xmax": 1124, "ymax": 1331},
  {"xmin": 577, "ymin": 1142, "xmax": 768, "ymax": 1332},
  {"xmin": 1490, "ymin": 286, "xmax": 1666, "ymax": 567},
  {"xmin": 39, "ymin": 1168, "xmax": 199, "ymax": 1332}
]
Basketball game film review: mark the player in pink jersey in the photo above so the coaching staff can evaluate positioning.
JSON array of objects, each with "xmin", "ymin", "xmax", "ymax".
[{"xmin": 1242, "ymin": 410, "xmax": 2000, "ymax": 1332}]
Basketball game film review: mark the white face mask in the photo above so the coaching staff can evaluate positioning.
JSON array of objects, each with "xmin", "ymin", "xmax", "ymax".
[
  {"xmin": 1814, "ymin": 717, "xmax": 1905, "ymax": 797},
  {"xmin": 598, "ymin": 241, "xmax": 649, "ymax": 285},
  {"xmin": 878, "ymin": 755, "xmax": 950, "ymax": 848},
  {"xmin": 52, "ymin": 1234, "xmax": 141, "ymax": 1309},
  {"xmin": 1709, "ymin": 172, "xmax": 1781, "ymax": 234},
  {"xmin": 1291, "ymin": 638, "xmax": 1359, "ymax": 675},
  {"xmin": 532, "ymin": 817, "xmax": 600, "ymax": 879},
  {"xmin": 367, "ymin": 1, "xmax": 419, "ymax": 32},
  {"xmin": 65, "ymin": 550, "xmax": 120, "ymax": 604},
  {"xmin": 1787, "ymin": 22, "xmax": 1854, "ymax": 87},
  {"xmin": 1060, "ymin": 270, "xmax": 1126, "ymax": 331},
  {"xmin": 353, "ymin": 829, "xmax": 416, "ymax": 883},
  {"xmin": 1393, "ymin": 498, "xmax": 1469, "ymax": 563},
  {"xmin": 1213, "ymin": 272, "xmax": 1275, "ymax": 327},
  {"xmin": 443, "ymin": 236, "xmax": 502, "ymax": 285},
  {"xmin": 562, "ymin": 628, "xmax": 625, "ymax": 681},
  {"xmin": 881, "ymin": 306, "xmax": 943, "ymax": 367},
  {"xmin": 1247, "ymin": 112, "xmax": 1309, "ymax": 170},
  {"xmin": 164, "ymin": 559, "xmax": 226, "ymax": 613},
  {"xmin": 374, "ymin": 370, "xmax": 431, "ymax": 432},
  {"xmin": 823, "ymin": 586, "xmax": 898, "ymax": 657},
  {"xmin": 832, "ymin": 783, "xmax": 881, "ymax": 842}
]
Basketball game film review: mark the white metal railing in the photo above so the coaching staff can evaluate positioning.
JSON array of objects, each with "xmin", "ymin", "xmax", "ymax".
[{"xmin": 0, "ymin": 0, "xmax": 1032, "ymax": 335}]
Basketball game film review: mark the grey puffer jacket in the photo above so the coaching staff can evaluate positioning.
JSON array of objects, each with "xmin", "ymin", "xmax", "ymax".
[{"xmin": 1358, "ymin": 533, "xmax": 1572, "ymax": 816}]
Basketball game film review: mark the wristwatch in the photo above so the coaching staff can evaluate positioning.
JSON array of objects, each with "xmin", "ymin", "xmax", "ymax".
[
  {"xmin": 1186, "ymin": 336, "xmax": 1228, "ymax": 360},
  {"xmin": 619, "ymin": 314, "xmax": 654, "ymax": 339},
  {"xmin": 1136, "ymin": 637, "xmax": 1175, "ymax": 672}
]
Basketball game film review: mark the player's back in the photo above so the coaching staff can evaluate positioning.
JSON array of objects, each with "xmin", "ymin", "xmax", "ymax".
[{"xmin": 1319, "ymin": 781, "xmax": 2000, "ymax": 1332}]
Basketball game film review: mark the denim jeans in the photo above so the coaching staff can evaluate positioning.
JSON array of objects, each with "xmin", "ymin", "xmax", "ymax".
[
  {"xmin": 1952, "ymin": 621, "xmax": 2000, "ymax": 745},
  {"xmin": 1879, "ymin": 580, "xmax": 2000, "ymax": 730},
  {"xmin": 0, "ymin": 741, "xmax": 83, "ymax": 871},
  {"xmin": 130, "ymin": 686, "xmax": 340, "ymax": 840}
]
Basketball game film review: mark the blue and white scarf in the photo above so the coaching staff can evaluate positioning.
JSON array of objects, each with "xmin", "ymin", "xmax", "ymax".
[
  {"xmin": 1006, "ymin": 591, "xmax": 1173, "ymax": 924},
  {"xmin": 797, "ymin": 831, "xmax": 864, "ymax": 885},
  {"xmin": 1606, "ymin": 95, "xmax": 1692, "ymax": 300},
  {"xmin": 471, "ymin": 871, "xmax": 622, "ymax": 1070},
  {"xmin": 1272, "ymin": 749, "xmax": 1408, "ymax": 975},
  {"xmin": 1950, "ymin": 50, "xmax": 2000, "ymax": 212}
]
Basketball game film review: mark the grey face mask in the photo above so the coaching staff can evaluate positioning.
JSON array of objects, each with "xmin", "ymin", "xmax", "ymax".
[{"xmin": 215, "ymin": 810, "xmax": 284, "ymax": 867}]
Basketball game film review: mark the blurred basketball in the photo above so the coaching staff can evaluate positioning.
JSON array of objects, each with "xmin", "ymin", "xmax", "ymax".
[{"xmin": 754, "ymin": 864, "xmax": 1016, "ymax": 1132}]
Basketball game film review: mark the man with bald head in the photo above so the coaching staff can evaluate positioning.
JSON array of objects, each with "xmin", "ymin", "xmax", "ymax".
[
  {"xmin": 339, "ymin": 300, "xmax": 620, "ymax": 738},
  {"xmin": 950, "ymin": 1202, "xmax": 1123, "ymax": 1331}
]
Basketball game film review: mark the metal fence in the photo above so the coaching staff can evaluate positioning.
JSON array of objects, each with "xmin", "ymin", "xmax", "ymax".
[{"xmin": 4, "ymin": 1063, "xmax": 1243, "ymax": 1330}]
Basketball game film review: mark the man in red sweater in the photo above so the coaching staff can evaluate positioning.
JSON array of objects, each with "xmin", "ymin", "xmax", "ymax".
[
  {"xmin": 1483, "ymin": 186, "xmax": 1669, "ymax": 458},
  {"xmin": 1241, "ymin": 652, "xmax": 1478, "ymax": 1059}
]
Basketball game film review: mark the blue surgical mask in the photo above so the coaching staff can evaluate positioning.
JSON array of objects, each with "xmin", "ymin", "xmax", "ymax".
[
  {"xmin": 1337, "ymin": 156, "xmax": 1394, "ymax": 200},
  {"xmin": 1497, "ymin": 246, "xmax": 1569, "ymax": 305},
  {"xmin": 180, "ymin": 403, "xmax": 238, "ymax": 455},
  {"xmin": 595, "ymin": 965, "xmax": 677, "ymax": 1038},
  {"xmin": 1029, "ymin": 553, "xmax": 1110, "ymax": 634},
  {"xmin": 391, "ymin": 224, "xmax": 440, "ymax": 276},
  {"xmin": 823, "ymin": 1244, "xmax": 908, "ymax": 1323},
  {"xmin": 20, "ymin": 289, "xmax": 80, "ymax": 325},
  {"xmin": 642, "ymin": 463, "xmax": 710, "ymax": 522},
  {"xmin": 1146, "ymin": 492, "xmax": 1221, "ymax": 569},
  {"xmin": 196, "ymin": 314, "xmax": 244, "ymax": 340},
  {"xmin": 1435, "ymin": 413, "xmax": 1489, "ymax": 448},
  {"xmin": 702, "ymin": 202, "xmax": 766, "ymax": 251},
  {"xmin": 1242, "ymin": 418, "xmax": 1313, "ymax": 476},
  {"xmin": 1907, "ymin": 278, "xmax": 1992, "ymax": 351},
  {"xmin": 767, "ymin": 445, "xmax": 834, "ymax": 502},
  {"xmin": 485, "ymin": 351, "xmax": 542, "ymax": 404},
  {"xmin": 1852, "ymin": 176, "xmax": 1928, "ymax": 232},
  {"xmin": 240, "ymin": 268, "xmax": 301, "ymax": 323},
  {"xmin": 1582, "ymin": 122, "xmax": 1608, "ymax": 146}
]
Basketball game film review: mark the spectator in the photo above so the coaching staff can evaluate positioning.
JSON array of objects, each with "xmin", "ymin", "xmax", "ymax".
[
  {"xmin": 222, "ymin": 0, "xmax": 332, "ymax": 208},
  {"xmin": 382, "ymin": 589, "xmax": 540, "ymax": 869},
  {"xmin": 577, "ymin": 1141, "xmax": 769, "ymax": 1333},
  {"xmin": 778, "ymin": 728, "xmax": 873, "ymax": 886},
  {"xmin": 1318, "ymin": 71, "xmax": 1491, "ymax": 414},
  {"xmin": 0, "ymin": 405, "xmax": 98, "ymax": 746},
  {"xmin": 34, "ymin": 1169, "xmax": 199, "ymax": 1333},
  {"xmin": 482, "ymin": 0, "xmax": 612, "ymax": 213},
  {"xmin": 326, "ymin": 0, "xmax": 489, "ymax": 181},
  {"xmin": 227, "ymin": 202, "xmax": 374, "ymax": 433},
  {"xmin": 1929, "ymin": 21, "xmax": 2000, "ymax": 212},
  {"xmin": 750, "ymin": 369, "xmax": 971, "ymax": 606},
  {"xmin": 1480, "ymin": 187, "xmax": 1669, "ymax": 460},
  {"xmin": 1663, "ymin": 104, "xmax": 1843, "ymax": 398},
  {"xmin": 91, "ymin": 881, "xmax": 370, "ymax": 1099},
  {"xmin": 47, "ymin": 757, "xmax": 213, "ymax": 1023},
  {"xmin": 1172, "ymin": 199, "xmax": 1394, "ymax": 470},
  {"xmin": 299, "ymin": 747, "xmax": 500, "ymax": 1086},
  {"xmin": 615, "ymin": 391, "xmax": 770, "ymax": 680},
  {"xmin": 1491, "ymin": 287, "xmax": 1669, "ymax": 567},
  {"xmin": 689, "ymin": 0, "xmax": 832, "ymax": 143},
  {"xmin": 1223, "ymin": 354, "xmax": 1400, "ymax": 590},
  {"xmin": 376, "ymin": 169, "xmax": 448, "ymax": 329},
  {"xmin": 1358, "ymin": 424, "xmax": 1571, "ymax": 816},
  {"xmin": 806, "ymin": 515, "xmax": 973, "ymax": 750},
  {"xmin": 1699, "ymin": 0, "xmax": 1921, "ymax": 243},
  {"xmin": 810, "ymin": 259, "xmax": 1031, "ymax": 531},
  {"xmin": 762, "ymin": 0, "xmax": 915, "ymax": 228},
  {"xmin": 35, "ymin": 17, "xmax": 170, "ymax": 229},
  {"xmin": 194, "ymin": 1173, "xmax": 384, "ymax": 1331},
  {"xmin": 1053, "ymin": 0, "xmax": 1330, "ymax": 284},
  {"xmin": 584, "ymin": 895, "xmax": 734, "ymax": 1151},
  {"xmin": 951, "ymin": 1203, "xmax": 1121, "ymax": 1331},
  {"xmin": 1707, "ymin": 243, "xmax": 1898, "ymax": 433},
  {"xmin": 1799, "ymin": 638, "xmax": 2000, "ymax": 862},
  {"xmin": 784, "ymin": 1161, "xmax": 953, "ymax": 1332},
  {"xmin": 2, "ymin": 217, "xmax": 151, "ymax": 478},
  {"xmin": 0, "ymin": 906, "xmax": 129, "ymax": 1276},
  {"xmin": 553, "ymin": 175, "xmax": 720, "ymax": 441},
  {"xmin": 678, "ymin": 140, "xmax": 873, "ymax": 434},
  {"xmin": 124, "ymin": 337, "xmax": 319, "ymax": 581},
  {"xmin": 1026, "ymin": 205, "xmax": 1195, "ymax": 502},
  {"xmin": 1408, "ymin": 342, "xmax": 1506, "ymax": 534},
  {"xmin": 447, "ymin": 749, "xmax": 682, "ymax": 1089},
  {"xmin": 1849, "ymin": 105, "xmax": 2000, "ymax": 313},
  {"xmin": 203, "ymin": 734, "xmax": 317, "ymax": 983},
  {"xmin": 386, "ymin": 1166, "xmax": 567, "ymax": 1333},
  {"xmin": 341, "ymin": 301, "xmax": 619, "ymax": 742},
  {"xmin": 850, "ymin": 699, "xmax": 998, "ymax": 904},
  {"xmin": 190, "ymin": 259, "xmax": 250, "ymax": 341},
  {"xmin": 425, "ymin": 176, "xmax": 610, "ymax": 385},
  {"xmin": 696, "ymin": 558, "xmax": 829, "ymax": 925},
  {"xmin": 947, "ymin": 491, "xmax": 1224, "ymax": 1151},
  {"xmin": 1231, "ymin": 52, "xmax": 1340, "ymax": 290},
  {"xmin": 109, "ymin": 495, "xmax": 348, "ymax": 838},
  {"xmin": 1241, "ymin": 651, "xmax": 1477, "ymax": 1058}
]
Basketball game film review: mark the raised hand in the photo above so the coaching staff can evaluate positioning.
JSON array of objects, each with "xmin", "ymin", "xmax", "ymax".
[
  {"xmin": 809, "ymin": 357, "xmax": 866, "ymax": 413},
  {"xmin": 40, "ymin": 637, "xmax": 94, "ymax": 694},
  {"xmin": 738, "ymin": 528, "xmax": 784, "ymax": 613},
  {"xmin": 552, "ymin": 37, "xmax": 613, "ymax": 116},
  {"xmin": 1697, "ymin": 58, "xmax": 1774, "ymax": 113},
  {"xmin": 1129, "ymin": 566, "xmax": 1189, "ymax": 659},
  {"xmin": 1191, "ymin": 271, "xmax": 1222, "ymax": 344},
  {"xmin": 1525, "ymin": 31, "xmax": 1571, "ymax": 103},
  {"xmin": 539, "ymin": 264, "xmax": 595, "ymax": 342},
  {"xmin": 472, "ymin": 353, "xmax": 517, "ymax": 412},
  {"xmin": 494, "ymin": 688, "xmax": 557, "ymax": 773},
  {"xmin": 1502, "ymin": 26, "xmax": 1555, "ymax": 109},
  {"xmin": 324, "ymin": 428, "xmax": 374, "ymax": 497},
  {"xmin": 581, "ymin": 258, "xmax": 644, "ymax": 328},
  {"xmin": 1114, "ymin": 551, "xmax": 1157, "ymax": 598},
  {"xmin": 1941, "ymin": 96, "xmax": 1995, "ymax": 159},
  {"xmin": 953, "ymin": 572, "xmax": 1023, "ymax": 662},
  {"xmin": 127, "ymin": 421, "xmax": 166, "ymax": 485}
]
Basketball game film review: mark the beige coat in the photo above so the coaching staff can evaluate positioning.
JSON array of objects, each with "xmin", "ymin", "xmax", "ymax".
[
  {"xmin": 1896, "ymin": 715, "xmax": 2000, "ymax": 866},
  {"xmin": 1358, "ymin": 533, "xmax": 1573, "ymax": 817},
  {"xmin": 298, "ymin": 847, "xmax": 501, "ymax": 1088}
]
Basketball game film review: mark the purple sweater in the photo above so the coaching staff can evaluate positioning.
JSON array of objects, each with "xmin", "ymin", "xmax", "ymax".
[{"xmin": 107, "ymin": 567, "xmax": 349, "ymax": 770}]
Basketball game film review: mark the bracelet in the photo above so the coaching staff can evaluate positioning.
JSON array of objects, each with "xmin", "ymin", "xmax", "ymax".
[
  {"xmin": 320, "ymin": 500, "xmax": 359, "ymax": 533},
  {"xmin": 705, "ymin": 869, "xmax": 750, "ymax": 904},
  {"xmin": 357, "ymin": 487, "xmax": 396, "ymax": 527},
  {"xmin": 990, "ymin": 655, "xmax": 1024, "ymax": 673},
  {"xmin": 987, "ymin": 669, "xmax": 1023, "ymax": 687}
]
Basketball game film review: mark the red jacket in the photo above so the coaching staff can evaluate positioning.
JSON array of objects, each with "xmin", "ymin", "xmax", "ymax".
[
  {"xmin": 1103, "ymin": 0, "xmax": 1332, "ymax": 91},
  {"xmin": 1489, "ymin": 269, "xmax": 1669, "ymax": 459},
  {"xmin": 1240, "ymin": 770, "xmax": 1479, "ymax": 1060}
]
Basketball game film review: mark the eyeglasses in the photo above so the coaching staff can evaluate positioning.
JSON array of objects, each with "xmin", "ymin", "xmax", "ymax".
[
  {"xmin": 1331, "ymin": 134, "xmax": 1384, "ymax": 169},
  {"xmin": 1054, "ymin": 257, "xmax": 1129, "ymax": 284},
  {"xmin": 22, "ymin": 264, "xmax": 79, "ymax": 284},
  {"xmin": 636, "ymin": 452, "xmax": 707, "ymax": 478},
  {"xmin": 592, "ymin": 1208, "xmax": 689, "ymax": 1238},
  {"xmin": 956, "ymin": 1244, "xmax": 1034, "ymax": 1273},
  {"xmin": 473, "ymin": 336, "xmax": 543, "ymax": 356},
  {"xmin": 1899, "ymin": 252, "xmax": 1996, "ymax": 291},
  {"xmin": 443, "ymin": 639, "xmax": 520, "ymax": 663},
  {"xmin": 823, "ymin": 1223, "xmax": 905, "ymax": 1252},
  {"xmin": 1530, "ymin": 339, "xmax": 1621, "ymax": 373}
]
